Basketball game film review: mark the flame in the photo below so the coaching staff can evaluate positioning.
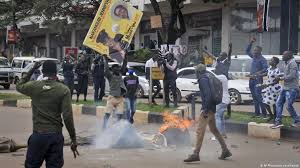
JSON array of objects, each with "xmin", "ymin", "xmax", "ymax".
[{"xmin": 159, "ymin": 113, "xmax": 193, "ymax": 133}]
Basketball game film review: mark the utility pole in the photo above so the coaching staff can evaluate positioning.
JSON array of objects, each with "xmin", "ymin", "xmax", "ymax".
[{"xmin": 11, "ymin": 0, "xmax": 16, "ymax": 59}]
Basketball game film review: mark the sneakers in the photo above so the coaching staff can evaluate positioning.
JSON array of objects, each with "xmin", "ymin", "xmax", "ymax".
[
  {"xmin": 291, "ymin": 123, "xmax": 300, "ymax": 127},
  {"xmin": 184, "ymin": 150, "xmax": 231, "ymax": 162},
  {"xmin": 218, "ymin": 150, "xmax": 232, "ymax": 160},
  {"xmin": 184, "ymin": 153, "xmax": 200, "ymax": 163},
  {"xmin": 270, "ymin": 123, "xmax": 284, "ymax": 129}
]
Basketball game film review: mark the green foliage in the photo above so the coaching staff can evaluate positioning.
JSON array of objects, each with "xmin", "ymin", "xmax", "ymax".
[
  {"xmin": 0, "ymin": 93, "xmax": 29, "ymax": 100},
  {"xmin": 0, "ymin": 0, "xmax": 100, "ymax": 28},
  {"xmin": 132, "ymin": 48, "xmax": 152, "ymax": 62},
  {"xmin": 231, "ymin": 111, "xmax": 294, "ymax": 127}
]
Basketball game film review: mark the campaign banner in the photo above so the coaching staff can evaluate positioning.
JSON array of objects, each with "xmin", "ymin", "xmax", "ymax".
[
  {"xmin": 83, "ymin": 0, "xmax": 143, "ymax": 64},
  {"xmin": 257, "ymin": 0, "xmax": 270, "ymax": 32}
]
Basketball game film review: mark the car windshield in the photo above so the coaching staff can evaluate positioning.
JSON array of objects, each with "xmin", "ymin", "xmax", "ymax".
[
  {"xmin": 129, "ymin": 65, "xmax": 145, "ymax": 76},
  {"xmin": 0, "ymin": 58, "xmax": 9, "ymax": 68},
  {"xmin": 12, "ymin": 60, "xmax": 23, "ymax": 68}
]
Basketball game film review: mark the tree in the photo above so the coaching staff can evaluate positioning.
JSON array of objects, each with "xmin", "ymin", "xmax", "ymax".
[
  {"xmin": 0, "ymin": 0, "xmax": 102, "ymax": 29},
  {"xmin": 149, "ymin": 0, "xmax": 186, "ymax": 45},
  {"xmin": 0, "ymin": 0, "xmax": 35, "ymax": 28}
]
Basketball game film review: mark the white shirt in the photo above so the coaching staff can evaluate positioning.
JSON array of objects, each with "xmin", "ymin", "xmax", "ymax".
[
  {"xmin": 145, "ymin": 58, "xmax": 158, "ymax": 68},
  {"xmin": 216, "ymin": 75, "xmax": 230, "ymax": 104}
]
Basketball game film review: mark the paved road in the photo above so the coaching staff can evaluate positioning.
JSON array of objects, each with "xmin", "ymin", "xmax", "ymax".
[{"xmin": 0, "ymin": 106, "xmax": 299, "ymax": 168}]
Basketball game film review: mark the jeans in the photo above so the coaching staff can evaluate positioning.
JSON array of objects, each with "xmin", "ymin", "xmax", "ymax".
[
  {"xmin": 249, "ymin": 79, "xmax": 266, "ymax": 117},
  {"xmin": 215, "ymin": 103, "xmax": 228, "ymax": 135},
  {"xmin": 163, "ymin": 79, "xmax": 177, "ymax": 106},
  {"xmin": 125, "ymin": 97, "xmax": 137, "ymax": 124},
  {"xmin": 64, "ymin": 77, "xmax": 74, "ymax": 98},
  {"xmin": 76, "ymin": 75, "xmax": 88, "ymax": 99},
  {"xmin": 25, "ymin": 132, "xmax": 64, "ymax": 168},
  {"xmin": 93, "ymin": 77, "xmax": 105, "ymax": 102},
  {"xmin": 194, "ymin": 112, "xmax": 228, "ymax": 154},
  {"xmin": 275, "ymin": 89, "xmax": 300, "ymax": 124},
  {"xmin": 152, "ymin": 80, "xmax": 161, "ymax": 102}
]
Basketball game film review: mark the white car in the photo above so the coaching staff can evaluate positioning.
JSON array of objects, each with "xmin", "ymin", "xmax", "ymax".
[
  {"xmin": 174, "ymin": 67, "xmax": 252, "ymax": 105},
  {"xmin": 21, "ymin": 58, "xmax": 63, "ymax": 81}
]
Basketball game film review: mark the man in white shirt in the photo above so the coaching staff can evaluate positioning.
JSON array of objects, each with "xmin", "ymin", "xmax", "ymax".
[
  {"xmin": 145, "ymin": 50, "xmax": 162, "ymax": 104},
  {"xmin": 215, "ymin": 73, "xmax": 230, "ymax": 138}
]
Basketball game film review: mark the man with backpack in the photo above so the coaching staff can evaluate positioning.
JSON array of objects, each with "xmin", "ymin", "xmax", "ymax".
[{"xmin": 184, "ymin": 63, "xmax": 231, "ymax": 163}]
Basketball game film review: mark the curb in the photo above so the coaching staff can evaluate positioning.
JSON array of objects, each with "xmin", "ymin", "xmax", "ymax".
[
  {"xmin": 1, "ymin": 99, "xmax": 299, "ymax": 140},
  {"xmin": 3, "ymin": 100, "xmax": 17, "ymax": 107}
]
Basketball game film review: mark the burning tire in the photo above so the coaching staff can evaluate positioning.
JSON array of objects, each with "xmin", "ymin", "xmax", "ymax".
[{"xmin": 162, "ymin": 128, "xmax": 191, "ymax": 147}]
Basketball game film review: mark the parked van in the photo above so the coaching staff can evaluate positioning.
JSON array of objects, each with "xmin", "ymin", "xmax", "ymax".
[
  {"xmin": 0, "ymin": 57, "xmax": 14, "ymax": 89},
  {"xmin": 229, "ymin": 55, "xmax": 300, "ymax": 79},
  {"xmin": 12, "ymin": 57, "xmax": 60, "ymax": 83},
  {"xmin": 11, "ymin": 57, "xmax": 35, "ymax": 83}
]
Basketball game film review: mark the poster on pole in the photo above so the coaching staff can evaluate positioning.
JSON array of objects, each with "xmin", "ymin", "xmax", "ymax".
[
  {"xmin": 83, "ymin": 0, "xmax": 143, "ymax": 64},
  {"xmin": 63, "ymin": 47, "xmax": 78, "ymax": 62},
  {"xmin": 257, "ymin": 0, "xmax": 270, "ymax": 32}
]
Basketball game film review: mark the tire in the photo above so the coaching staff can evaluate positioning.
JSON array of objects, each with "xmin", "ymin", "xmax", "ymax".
[
  {"xmin": 169, "ymin": 88, "xmax": 182, "ymax": 103},
  {"xmin": 136, "ymin": 85, "xmax": 145, "ymax": 98},
  {"xmin": 3, "ymin": 84, "xmax": 10, "ymax": 90},
  {"xmin": 229, "ymin": 89, "xmax": 241, "ymax": 105}
]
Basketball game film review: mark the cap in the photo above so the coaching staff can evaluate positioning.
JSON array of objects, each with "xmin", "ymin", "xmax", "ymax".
[{"xmin": 128, "ymin": 69, "xmax": 134, "ymax": 75}]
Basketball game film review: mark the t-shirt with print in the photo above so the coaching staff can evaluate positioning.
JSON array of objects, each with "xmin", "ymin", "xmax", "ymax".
[{"xmin": 124, "ymin": 75, "xmax": 139, "ymax": 99}]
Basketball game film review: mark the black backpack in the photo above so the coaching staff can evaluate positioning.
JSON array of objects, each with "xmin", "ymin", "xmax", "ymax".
[{"xmin": 206, "ymin": 72, "xmax": 223, "ymax": 104}]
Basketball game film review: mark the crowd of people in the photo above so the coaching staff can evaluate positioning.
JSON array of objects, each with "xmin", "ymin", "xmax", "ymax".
[
  {"xmin": 184, "ymin": 38, "xmax": 300, "ymax": 162},
  {"xmin": 15, "ymin": 37, "xmax": 300, "ymax": 166}
]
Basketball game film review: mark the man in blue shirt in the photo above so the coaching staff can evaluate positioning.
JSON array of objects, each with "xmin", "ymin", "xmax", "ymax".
[{"xmin": 246, "ymin": 38, "xmax": 268, "ymax": 118}]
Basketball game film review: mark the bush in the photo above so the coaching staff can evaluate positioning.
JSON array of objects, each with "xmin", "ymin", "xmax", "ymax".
[{"xmin": 132, "ymin": 48, "xmax": 152, "ymax": 62}]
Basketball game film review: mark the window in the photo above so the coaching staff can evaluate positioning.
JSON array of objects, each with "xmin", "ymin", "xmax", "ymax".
[
  {"xmin": 229, "ymin": 59, "xmax": 252, "ymax": 72},
  {"xmin": 0, "ymin": 58, "xmax": 9, "ymax": 67},
  {"xmin": 178, "ymin": 69, "xmax": 196, "ymax": 79},
  {"xmin": 23, "ymin": 61, "xmax": 31, "ymax": 68},
  {"xmin": 231, "ymin": 6, "xmax": 281, "ymax": 55},
  {"xmin": 129, "ymin": 66, "xmax": 145, "ymax": 76},
  {"xmin": 12, "ymin": 60, "xmax": 22, "ymax": 68}
]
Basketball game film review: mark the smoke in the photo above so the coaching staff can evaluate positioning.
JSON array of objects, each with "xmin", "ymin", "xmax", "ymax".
[{"xmin": 94, "ymin": 119, "xmax": 144, "ymax": 149}]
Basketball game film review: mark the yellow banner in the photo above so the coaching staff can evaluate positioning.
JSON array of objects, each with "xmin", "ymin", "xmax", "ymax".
[
  {"xmin": 151, "ymin": 67, "xmax": 164, "ymax": 80},
  {"xmin": 83, "ymin": 0, "xmax": 143, "ymax": 63}
]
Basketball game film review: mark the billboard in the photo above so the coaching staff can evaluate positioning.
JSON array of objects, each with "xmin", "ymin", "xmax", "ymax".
[{"xmin": 83, "ymin": 0, "xmax": 143, "ymax": 64}]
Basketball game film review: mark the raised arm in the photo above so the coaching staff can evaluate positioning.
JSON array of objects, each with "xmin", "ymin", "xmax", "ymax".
[
  {"xmin": 103, "ymin": 55, "xmax": 112, "ymax": 80},
  {"xmin": 246, "ymin": 43, "xmax": 253, "ymax": 58},
  {"xmin": 16, "ymin": 62, "xmax": 42, "ymax": 97},
  {"xmin": 121, "ymin": 53, "xmax": 128, "ymax": 74}
]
